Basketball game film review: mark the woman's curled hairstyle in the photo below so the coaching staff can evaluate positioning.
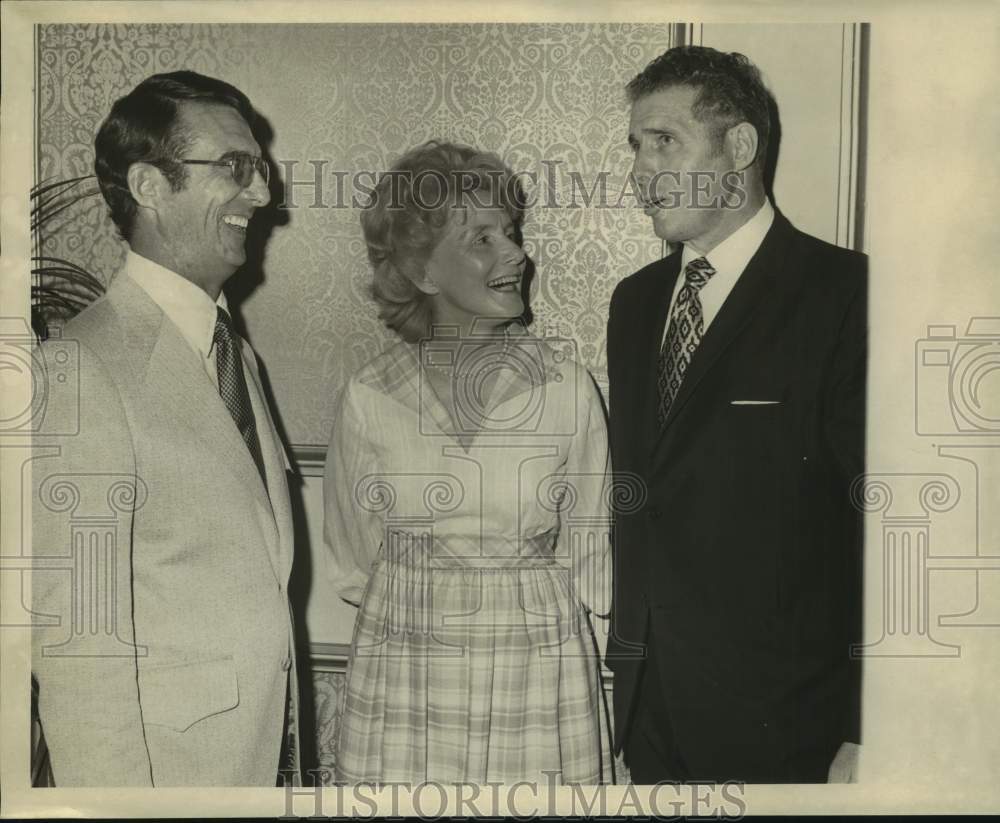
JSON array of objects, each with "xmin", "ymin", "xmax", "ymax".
[{"xmin": 360, "ymin": 141, "xmax": 525, "ymax": 343}]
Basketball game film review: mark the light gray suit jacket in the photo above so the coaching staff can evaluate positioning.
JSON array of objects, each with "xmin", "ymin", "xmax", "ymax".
[{"xmin": 32, "ymin": 272, "xmax": 300, "ymax": 786}]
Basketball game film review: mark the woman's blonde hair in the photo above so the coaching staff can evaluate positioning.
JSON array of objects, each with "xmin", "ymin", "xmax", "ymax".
[{"xmin": 361, "ymin": 140, "xmax": 525, "ymax": 343}]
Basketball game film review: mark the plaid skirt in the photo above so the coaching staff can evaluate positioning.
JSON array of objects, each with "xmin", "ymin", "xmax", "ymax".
[{"xmin": 334, "ymin": 530, "xmax": 609, "ymax": 784}]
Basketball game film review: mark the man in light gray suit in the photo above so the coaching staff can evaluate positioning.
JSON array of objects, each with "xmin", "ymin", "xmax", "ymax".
[{"xmin": 31, "ymin": 71, "xmax": 299, "ymax": 786}]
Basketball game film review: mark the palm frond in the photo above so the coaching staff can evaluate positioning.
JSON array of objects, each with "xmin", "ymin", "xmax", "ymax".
[
  {"xmin": 32, "ymin": 174, "xmax": 95, "ymax": 200},
  {"xmin": 31, "ymin": 257, "xmax": 105, "ymax": 294},
  {"xmin": 32, "ymin": 189, "xmax": 101, "ymax": 234},
  {"xmin": 30, "ymin": 288, "xmax": 90, "ymax": 317},
  {"xmin": 30, "ymin": 174, "xmax": 106, "ymax": 340},
  {"xmin": 32, "ymin": 176, "xmax": 96, "ymax": 215}
]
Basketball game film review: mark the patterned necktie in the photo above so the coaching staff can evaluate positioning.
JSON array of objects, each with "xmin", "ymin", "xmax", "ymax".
[
  {"xmin": 656, "ymin": 256, "xmax": 717, "ymax": 426},
  {"xmin": 214, "ymin": 307, "xmax": 268, "ymax": 489}
]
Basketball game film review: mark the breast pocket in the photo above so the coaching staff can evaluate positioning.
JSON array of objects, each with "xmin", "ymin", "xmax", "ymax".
[
  {"xmin": 724, "ymin": 389, "xmax": 790, "ymax": 452},
  {"xmin": 140, "ymin": 656, "xmax": 240, "ymax": 733}
]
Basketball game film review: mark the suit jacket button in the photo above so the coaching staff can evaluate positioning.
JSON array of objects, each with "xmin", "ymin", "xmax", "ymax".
[{"xmin": 281, "ymin": 657, "xmax": 291, "ymax": 672}]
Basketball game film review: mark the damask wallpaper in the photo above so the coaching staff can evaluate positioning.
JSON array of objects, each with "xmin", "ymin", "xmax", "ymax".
[{"xmin": 37, "ymin": 23, "xmax": 674, "ymax": 446}]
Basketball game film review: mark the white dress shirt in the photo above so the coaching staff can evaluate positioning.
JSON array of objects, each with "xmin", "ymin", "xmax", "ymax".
[
  {"xmin": 125, "ymin": 250, "xmax": 229, "ymax": 388},
  {"xmin": 662, "ymin": 198, "xmax": 775, "ymax": 345},
  {"xmin": 124, "ymin": 249, "xmax": 293, "ymax": 484}
]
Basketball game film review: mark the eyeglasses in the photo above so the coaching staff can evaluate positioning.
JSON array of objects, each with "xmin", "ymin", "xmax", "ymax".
[{"xmin": 179, "ymin": 152, "xmax": 269, "ymax": 188}]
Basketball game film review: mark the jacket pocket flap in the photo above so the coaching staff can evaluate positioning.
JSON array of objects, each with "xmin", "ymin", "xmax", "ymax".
[{"xmin": 141, "ymin": 656, "xmax": 239, "ymax": 732}]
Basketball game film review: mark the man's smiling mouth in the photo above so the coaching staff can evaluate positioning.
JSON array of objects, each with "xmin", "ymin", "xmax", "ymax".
[
  {"xmin": 487, "ymin": 273, "xmax": 522, "ymax": 292},
  {"xmin": 222, "ymin": 214, "xmax": 249, "ymax": 232}
]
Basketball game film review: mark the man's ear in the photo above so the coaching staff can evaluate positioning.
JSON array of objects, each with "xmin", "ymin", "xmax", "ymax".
[
  {"xmin": 725, "ymin": 122, "xmax": 759, "ymax": 172},
  {"xmin": 126, "ymin": 162, "xmax": 169, "ymax": 211}
]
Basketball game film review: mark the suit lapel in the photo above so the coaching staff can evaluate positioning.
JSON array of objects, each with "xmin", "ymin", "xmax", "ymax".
[
  {"xmin": 242, "ymin": 343, "xmax": 294, "ymax": 581},
  {"xmin": 108, "ymin": 276, "xmax": 282, "ymax": 579},
  {"xmin": 652, "ymin": 212, "xmax": 795, "ymax": 452}
]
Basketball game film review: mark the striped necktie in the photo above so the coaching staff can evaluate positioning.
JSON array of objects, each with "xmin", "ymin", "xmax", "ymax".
[{"xmin": 214, "ymin": 307, "xmax": 268, "ymax": 489}]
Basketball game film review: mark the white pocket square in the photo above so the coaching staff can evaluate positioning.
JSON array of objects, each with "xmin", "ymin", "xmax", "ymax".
[{"xmin": 730, "ymin": 400, "xmax": 782, "ymax": 405}]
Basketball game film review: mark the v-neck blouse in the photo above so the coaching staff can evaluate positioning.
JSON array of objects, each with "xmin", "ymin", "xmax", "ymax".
[{"xmin": 322, "ymin": 330, "xmax": 612, "ymax": 615}]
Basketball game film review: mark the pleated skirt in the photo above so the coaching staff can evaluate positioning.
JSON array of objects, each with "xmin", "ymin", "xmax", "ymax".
[{"xmin": 334, "ymin": 534, "xmax": 609, "ymax": 784}]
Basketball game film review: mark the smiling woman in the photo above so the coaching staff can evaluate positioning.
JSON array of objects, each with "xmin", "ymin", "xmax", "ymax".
[
  {"xmin": 322, "ymin": 140, "xmax": 615, "ymax": 784},
  {"xmin": 361, "ymin": 141, "xmax": 528, "ymax": 344},
  {"xmin": 419, "ymin": 197, "xmax": 527, "ymax": 335}
]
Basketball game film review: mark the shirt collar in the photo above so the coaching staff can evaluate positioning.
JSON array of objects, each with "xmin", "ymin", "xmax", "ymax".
[
  {"xmin": 681, "ymin": 198, "xmax": 775, "ymax": 279},
  {"xmin": 124, "ymin": 249, "xmax": 229, "ymax": 362}
]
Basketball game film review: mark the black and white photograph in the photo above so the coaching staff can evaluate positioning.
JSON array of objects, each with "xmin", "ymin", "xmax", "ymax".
[{"xmin": 1, "ymin": 0, "xmax": 997, "ymax": 817}]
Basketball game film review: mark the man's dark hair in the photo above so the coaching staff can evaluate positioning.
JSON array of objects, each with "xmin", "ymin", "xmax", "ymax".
[
  {"xmin": 627, "ymin": 45, "xmax": 772, "ymax": 169},
  {"xmin": 94, "ymin": 70, "xmax": 256, "ymax": 241}
]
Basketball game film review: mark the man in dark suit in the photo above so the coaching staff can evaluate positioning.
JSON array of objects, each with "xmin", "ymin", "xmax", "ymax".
[{"xmin": 606, "ymin": 46, "xmax": 865, "ymax": 784}]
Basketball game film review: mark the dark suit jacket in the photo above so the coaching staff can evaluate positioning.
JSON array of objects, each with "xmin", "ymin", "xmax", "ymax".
[{"xmin": 605, "ymin": 209, "xmax": 866, "ymax": 782}]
